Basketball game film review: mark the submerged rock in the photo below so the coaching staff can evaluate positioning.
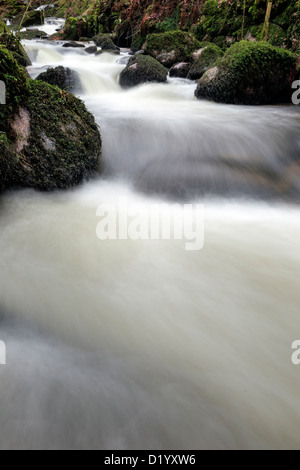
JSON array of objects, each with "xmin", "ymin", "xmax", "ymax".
[
  {"xmin": 144, "ymin": 31, "xmax": 200, "ymax": 67},
  {"xmin": 195, "ymin": 41, "xmax": 297, "ymax": 105},
  {"xmin": 0, "ymin": 47, "xmax": 101, "ymax": 192},
  {"xmin": 119, "ymin": 55, "xmax": 168, "ymax": 88},
  {"xmin": 36, "ymin": 66, "xmax": 81, "ymax": 93}
]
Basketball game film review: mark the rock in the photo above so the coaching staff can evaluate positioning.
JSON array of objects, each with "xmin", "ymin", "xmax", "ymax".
[
  {"xmin": 188, "ymin": 44, "xmax": 223, "ymax": 80},
  {"xmin": 130, "ymin": 33, "xmax": 144, "ymax": 54},
  {"xmin": 195, "ymin": 41, "xmax": 297, "ymax": 105},
  {"xmin": 85, "ymin": 46, "xmax": 97, "ymax": 54},
  {"xmin": 0, "ymin": 47, "xmax": 101, "ymax": 192},
  {"xmin": 119, "ymin": 55, "xmax": 168, "ymax": 88},
  {"xmin": 13, "ymin": 10, "xmax": 45, "ymax": 29},
  {"xmin": 62, "ymin": 41, "xmax": 85, "ymax": 48},
  {"xmin": 79, "ymin": 37, "xmax": 94, "ymax": 42},
  {"xmin": 0, "ymin": 20, "xmax": 31, "ymax": 67},
  {"xmin": 144, "ymin": 31, "xmax": 200, "ymax": 67},
  {"xmin": 19, "ymin": 29, "xmax": 48, "ymax": 40},
  {"xmin": 93, "ymin": 34, "xmax": 120, "ymax": 52},
  {"xmin": 169, "ymin": 62, "xmax": 191, "ymax": 79},
  {"xmin": 36, "ymin": 66, "xmax": 81, "ymax": 93}
]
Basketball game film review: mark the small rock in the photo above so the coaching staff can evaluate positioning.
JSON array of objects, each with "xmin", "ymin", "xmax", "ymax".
[
  {"xmin": 62, "ymin": 42, "xmax": 85, "ymax": 48},
  {"xmin": 85, "ymin": 46, "xmax": 97, "ymax": 54},
  {"xmin": 169, "ymin": 62, "xmax": 191, "ymax": 78}
]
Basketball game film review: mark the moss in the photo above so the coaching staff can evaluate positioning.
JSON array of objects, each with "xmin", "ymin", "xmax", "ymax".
[
  {"xmin": 0, "ymin": 21, "xmax": 31, "ymax": 67},
  {"xmin": 93, "ymin": 33, "xmax": 119, "ymax": 50},
  {"xmin": 0, "ymin": 45, "xmax": 28, "ymax": 111},
  {"xmin": 12, "ymin": 80, "xmax": 101, "ymax": 191},
  {"xmin": 249, "ymin": 22, "xmax": 288, "ymax": 48},
  {"xmin": 195, "ymin": 40, "xmax": 297, "ymax": 105},
  {"xmin": 19, "ymin": 30, "xmax": 47, "ymax": 40},
  {"xmin": 0, "ymin": 41, "xmax": 102, "ymax": 193},
  {"xmin": 119, "ymin": 54, "xmax": 168, "ymax": 87},
  {"xmin": 12, "ymin": 10, "xmax": 44, "ymax": 30},
  {"xmin": 131, "ymin": 33, "xmax": 145, "ymax": 53},
  {"xmin": 188, "ymin": 43, "xmax": 223, "ymax": 79},
  {"xmin": 145, "ymin": 30, "xmax": 200, "ymax": 57},
  {"xmin": 36, "ymin": 66, "xmax": 81, "ymax": 93}
]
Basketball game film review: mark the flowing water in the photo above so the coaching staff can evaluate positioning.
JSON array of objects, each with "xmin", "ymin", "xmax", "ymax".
[{"xmin": 0, "ymin": 31, "xmax": 300, "ymax": 450}]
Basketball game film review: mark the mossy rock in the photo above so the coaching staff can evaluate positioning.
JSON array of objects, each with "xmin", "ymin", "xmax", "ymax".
[
  {"xmin": 19, "ymin": 29, "xmax": 48, "ymax": 40},
  {"xmin": 36, "ymin": 66, "xmax": 82, "ymax": 93},
  {"xmin": 12, "ymin": 10, "xmax": 44, "ymax": 29},
  {"xmin": 63, "ymin": 16, "xmax": 99, "ymax": 41},
  {"xmin": 0, "ymin": 45, "xmax": 102, "ymax": 192},
  {"xmin": 188, "ymin": 43, "xmax": 223, "ymax": 80},
  {"xmin": 249, "ymin": 23, "xmax": 287, "ymax": 48},
  {"xmin": 169, "ymin": 62, "xmax": 191, "ymax": 79},
  {"xmin": 0, "ymin": 20, "xmax": 31, "ymax": 66},
  {"xmin": 119, "ymin": 55, "xmax": 168, "ymax": 88},
  {"xmin": 144, "ymin": 30, "xmax": 200, "ymax": 67},
  {"xmin": 195, "ymin": 41, "xmax": 297, "ymax": 105},
  {"xmin": 131, "ymin": 33, "xmax": 145, "ymax": 53},
  {"xmin": 93, "ymin": 33, "xmax": 119, "ymax": 51}
]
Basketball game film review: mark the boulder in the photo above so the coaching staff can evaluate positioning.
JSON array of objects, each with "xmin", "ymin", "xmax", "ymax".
[
  {"xmin": 85, "ymin": 45, "xmax": 97, "ymax": 54},
  {"xmin": 13, "ymin": 10, "xmax": 45, "ymax": 29},
  {"xmin": 119, "ymin": 55, "xmax": 168, "ymax": 88},
  {"xmin": 195, "ymin": 41, "xmax": 297, "ymax": 105},
  {"xmin": 62, "ymin": 41, "xmax": 85, "ymax": 48},
  {"xmin": 36, "ymin": 66, "xmax": 81, "ymax": 93},
  {"xmin": 144, "ymin": 31, "xmax": 200, "ymax": 67},
  {"xmin": 19, "ymin": 29, "xmax": 48, "ymax": 40},
  {"xmin": 93, "ymin": 34, "xmax": 120, "ymax": 52},
  {"xmin": 188, "ymin": 44, "xmax": 223, "ymax": 80},
  {"xmin": 0, "ymin": 47, "xmax": 101, "ymax": 192},
  {"xmin": 169, "ymin": 62, "xmax": 191, "ymax": 79}
]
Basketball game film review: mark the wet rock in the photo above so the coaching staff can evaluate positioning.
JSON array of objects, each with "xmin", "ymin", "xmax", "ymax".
[
  {"xmin": 0, "ymin": 47, "xmax": 101, "ymax": 192},
  {"xmin": 119, "ymin": 55, "xmax": 168, "ymax": 88},
  {"xmin": 195, "ymin": 41, "xmax": 297, "ymax": 105},
  {"xmin": 144, "ymin": 31, "xmax": 200, "ymax": 67},
  {"xmin": 62, "ymin": 41, "xmax": 85, "ymax": 48},
  {"xmin": 188, "ymin": 44, "xmax": 223, "ymax": 80},
  {"xmin": 169, "ymin": 62, "xmax": 191, "ymax": 79},
  {"xmin": 85, "ymin": 46, "xmax": 97, "ymax": 54},
  {"xmin": 36, "ymin": 66, "xmax": 81, "ymax": 93}
]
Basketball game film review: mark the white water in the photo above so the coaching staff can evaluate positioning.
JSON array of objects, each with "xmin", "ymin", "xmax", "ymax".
[{"xmin": 0, "ymin": 39, "xmax": 300, "ymax": 450}]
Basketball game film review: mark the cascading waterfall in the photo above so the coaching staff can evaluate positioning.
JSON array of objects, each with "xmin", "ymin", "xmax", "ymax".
[{"xmin": 0, "ymin": 30, "xmax": 300, "ymax": 450}]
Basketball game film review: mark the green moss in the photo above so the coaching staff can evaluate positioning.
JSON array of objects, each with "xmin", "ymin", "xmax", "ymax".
[
  {"xmin": 131, "ymin": 33, "xmax": 145, "ymax": 53},
  {"xmin": 188, "ymin": 43, "xmax": 223, "ymax": 79},
  {"xmin": 0, "ymin": 21, "xmax": 31, "ymax": 67},
  {"xmin": 12, "ymin": 80, "xmax": 101, "ymax": 191},
  {"xmin": 0, "ymin": 45, "xmax": 28, "ymax": 110},
  {"xmin": 146, "ymin": 30, "xmax": 200, "ymax": 56},
  {"xmin": 120, "ymin": 54, "xmax": 168, "ymax": 87},
  {"xmin": 0, "ymin": 40, "xmax": 101, "ymax": 193},
  {"xmin": 196, "ymin": 40, "xmax": 297, "ymax": 105},
  {"xmin": 19, "ymin": 30, "xmax": 47, "ymax": 40}
]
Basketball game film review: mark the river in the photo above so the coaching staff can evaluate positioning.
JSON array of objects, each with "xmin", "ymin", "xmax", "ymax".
[{"xmin": 0, "ymin": 28, "xmax": 300, "ymax": 450}]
